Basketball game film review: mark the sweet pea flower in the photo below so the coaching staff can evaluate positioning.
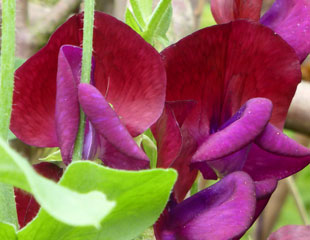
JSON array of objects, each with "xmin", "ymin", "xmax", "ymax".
[
  {"xmin": 152, "ymin": 20, "xmax": 310, "ymax": 238},
  {"xmin": 11, "ymin": 12, "xmax": 166, "ymax": 169},
  {"xmin": 211, "ymin": 0, "xmax": 310, "ymax": 62}
]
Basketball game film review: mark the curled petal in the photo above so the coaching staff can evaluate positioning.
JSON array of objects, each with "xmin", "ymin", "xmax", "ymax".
[
  {"xmin": 156, "ymin": 171, "xmax": 256, "ymax": 240},
  {"xmin": 167, "ymin": 100, "xmax": 196, "ymax": 128},
  {"xmin": 56, "ymin": 45, "xmax": 85, "ymax": 164},
  {"xmin": 261, "ymin": 0, "xmax": 310, "ymax": 62},
  {"xmin": 211, "ymin": 0, "xmax": 263, "ymax": 24},
  {"xmin": 243, "ymin": 124, "xmax": 310, "ymax": 181},
  {"xmin": 268, "ymin": 225, "xmax": 310, "ymax": 240},
  {"xmin": 78, "ymin": 83, "xmax": 149, "ymax": 170},
  {"xmin": 162, "ymin": 20, "xmax": 300, "ymax": 139},
  {"xmin": 11, "ymin": 15, "xmax": 81, "ymax": 147},
  {"xmin": 90, "ymin": 12, "xmax": 166, "ymax": 136},
  {"xmin": 192, "ymin": 98, "xmax": 272, "ymax": 166}
]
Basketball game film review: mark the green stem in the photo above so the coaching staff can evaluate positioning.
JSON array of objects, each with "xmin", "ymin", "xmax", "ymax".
[
  {"xmin": 286, "ymin": 176, "xmax": 310, "ymax": 225},
  {"xmin": 0, "ymin": 0, "xmax": 18, "ymax": 227},
  {"xmin": 142, "ymin": 0, "xmax": 171, "ymax": 44},
  {"xmin": 0, "ymin": 0, "xmax": 16, "ymax": 139},
  {"xmin": 72, "ymin": 0, "xmax": 95, "ymax": 161}
]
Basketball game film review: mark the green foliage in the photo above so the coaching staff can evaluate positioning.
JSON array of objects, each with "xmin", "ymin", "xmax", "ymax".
[
  {"xmin": 200, "ymin": 2, "xmax": 216, "ymax": 29},
  {"xmin": 126, "ymin": 0, "xmax": 172, "ymax": 47},
  {"xmin": 39, "ymin": 149, "xmax": 62, "ymax": 162},
  {"xmin": 18, "ymin": 162, "xmax": 177, "ymax": 240},
  {"xmin": 0, "ymin": 222, "xmax": 17, "ymax": 239},
  {"xmin": 0, "ymin": 138, "xmax": 115, "ymax": 228}
]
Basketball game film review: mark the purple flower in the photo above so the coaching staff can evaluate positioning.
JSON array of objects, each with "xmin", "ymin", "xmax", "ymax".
[
  {"xmin": 211, "ymin": 0, "xmax": 310, "ymax": 62},
  {"xmin": 10, "ymin": 12, "xmax": 166, "ymax": 169},
  {"xmin": 152, "ymin": 19, "xmax": 310, "ymax": 238}
]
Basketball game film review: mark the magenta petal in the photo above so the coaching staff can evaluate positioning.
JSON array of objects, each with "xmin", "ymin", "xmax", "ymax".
[
  {"xmin": 10, "ymin": 15, "xmax": 81, "ymax": 147},
  {"xmin": 192, "ymin": 98, "xmax": 272, "ymax": 163},
  {"xmin": 211, "ymin": 0, "xmax": 263, "ymax": 24},
  {"xmin": 55, "ymin": 45, "xmax": 84, "ymax": 164},
  {"xmin": 268, "ymin": 225, "xmax": 310, "ymax": 240},
  {"xmin": 254, "ymin": 179, "xmax": 277, "ymax": 220},
  {"xmin": 78, "ymin": 83, "xmax": 149, "ymax": 170},
  {"xmin": 152, "ymin": 104, "xmax": 182, "ymax": 168},
  {"xmin": 261, "ymin": 0, "xmax": 310, "ymax": 62},
  {"xmin": 244, "ymin": 124, "xmax": 310, "ymax": 181},
  {"xmin": 157, "ymin": 172, "xmax": 256, "ymax": 240}
]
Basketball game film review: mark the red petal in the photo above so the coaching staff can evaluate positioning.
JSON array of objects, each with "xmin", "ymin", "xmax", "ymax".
[
  {"xmin": 211, "ymin": 0, "xmax": 263, "ymax": 24},
  {"xmin": 15, "ymin": 163, "xmax": 63, "ymax": 228},
  {"xmin": 90, "ymin": 12, "xmax": 166, "ymax": 136},
  {"xmin": 161, "ymin": 20, "xmax": 300, "ymax": 140},
  {"xmin": 152, "ymin": 103, "xmax": 182, "ymax": 168},
  {"xmin": 11, "ymin": 15, "xmax": 81, "ymax": 147}
]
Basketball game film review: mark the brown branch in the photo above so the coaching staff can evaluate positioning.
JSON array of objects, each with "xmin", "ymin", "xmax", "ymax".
[{"xmin": 285, "ymin": 81, "xmax": 310, "ymax": 136}]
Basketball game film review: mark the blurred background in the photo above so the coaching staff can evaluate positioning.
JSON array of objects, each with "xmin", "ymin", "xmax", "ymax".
[{"xmin": 0, "ymin": 0, "xmax": 309, "ymax": 239}]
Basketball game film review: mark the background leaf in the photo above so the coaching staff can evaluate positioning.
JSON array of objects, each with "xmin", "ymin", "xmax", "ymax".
[{"xmin": 18, "ymin": 162, "xmax": 177, "ymax": 240}]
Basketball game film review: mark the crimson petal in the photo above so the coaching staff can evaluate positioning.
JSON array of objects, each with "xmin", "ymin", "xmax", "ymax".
[
  {"xmin": 152, "ymin": 104, "xmax": 182, "ymax": 168},
  {"xmin": 11, "ymin": 15, "xmax": 81, "ymax": 147},
  {"xmin": 243, "ymin": 124, "xmax": 310, "ymax": 181},
  {"xmin": 78, "ymin": 83, "xmax": 149, "ymax": 170},
  {"xmin": 162, "ymin": 20, "xmax": 300, "ymax": 139},
  {"xmin": 91, "ymin": 12, "xmax": 166, "ymax": 136},
  {"xmin": 156, "ymin": 171, "xmax": 256, "ymax": 240},
  {"xmin": 211, "ymin": 0, "xmax": 263, "ymax": 24},
  {"xmin": 261, "ymin": 0, "xmax": 310, "ymax": 62},
  {"xmin": 15, "ymin": 162, "xmax": 63, "ymax": 228}
]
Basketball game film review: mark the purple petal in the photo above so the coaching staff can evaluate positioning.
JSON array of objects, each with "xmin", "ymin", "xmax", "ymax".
[
  {"xmin": 78, "ymin": 83, "xmax": 149, "ymax": 170},
  {"xmin": 254, "ymin": 179, "xmax": 278, "ymax": 220},
  {"xmin": 55, "ymin": 45, "xmax": 83, "ymax": 164},
  {"xmin": 192, "ymin": 98, "xmax": 272, "ymax": 164},
  {"xmin": 268, "ymin": 225, "xmax": 310, "ymax": 240},
  {"xmin": 156, "ymin": 171, "xmax": 256, "ymax": 240},
  {"xmin": 261, "ymin": 0, "xmax": 310, "ymax": 62},
  {"xmin": 243, "ymin": 124, "xmax": 310, "ymax": 181}
]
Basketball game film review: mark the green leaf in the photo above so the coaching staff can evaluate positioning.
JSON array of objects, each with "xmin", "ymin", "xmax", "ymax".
[
  {"xmin": 141, "ymin": 129, "xmax": 157, "ymax": 168},
  {"xmin": 39, "ymin": 149, "xmax": 62, "ymax": 162},
  {"xmin": 154, "ymin": 3, "xmax": 172, "ymax": 39},
  {"xmin": 129, "ymin": 0, "xmax": 153, "ymax": 29},
  {"xmin": 0, "ymin": 222, "xmax": 17, "ymax": 239},
  {"xmin": 125, "ymin": 9, "xmax": 143, "ymax": 35},
  {"xmin": 18, "ymin": 162, "xmax": 177, "ymax": 240},
  {"xmin": 0, "ymin": 138, "xmax": 115, "ymax": 228},
  {"xmin": 142, "ymin": 0, "xmax": 172, "ymax": 44}
]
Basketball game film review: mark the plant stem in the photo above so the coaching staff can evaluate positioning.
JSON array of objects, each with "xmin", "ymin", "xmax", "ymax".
[
  {"xmin": 0, "ymin": 0, "xmax": 18, "ymax": 227},
  {"xmin": 72, "ymin": 0, "xmax": 95, "ymax": 161},
  {"xmin": 286, "ymin": 176, "xmax": 310, "ymax": 225}
]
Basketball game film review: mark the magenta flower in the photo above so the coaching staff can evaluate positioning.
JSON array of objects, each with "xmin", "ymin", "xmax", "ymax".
[
  {"xmin": 211, "ymin": 0, "xmax": 310, "ymax": 62},
  {"xmin": 155, "ymin": 20, "xmax": 310, "ymax": 202},
  {"xmin": 11, "ymin": 12, "xmax": 166, "ymax": 169},
  {"xmin": 152, "ymin": 20, "xmax": 310, "ymax": 238}
]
